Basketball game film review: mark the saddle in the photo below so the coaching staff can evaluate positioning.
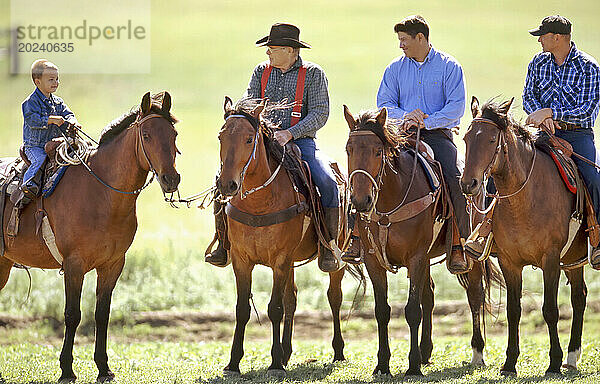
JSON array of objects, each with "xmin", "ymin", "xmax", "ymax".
[
  {"xmin": 0, "ymin": 138, "xmax": 71, "ymax": 256},
  {"xmin": 535, "ymin": 133, "xmax": 600, "ymax": 248}
]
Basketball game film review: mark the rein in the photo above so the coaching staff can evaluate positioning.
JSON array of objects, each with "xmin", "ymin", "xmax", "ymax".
[{"xmin": 57, "ymin": 113, "xmax": 169, "ymax": 195}]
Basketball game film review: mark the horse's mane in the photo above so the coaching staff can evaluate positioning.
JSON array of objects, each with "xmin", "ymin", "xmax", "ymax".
[
  {"xmin": 99, "ymin": 92, "xmax": 178, "ymax": 147},
  {"xmin": 353, "ymin": 109, "xmax": 406, "ymax": 147},
  {"xmin": 480, "ymin": 98, "xmax": 537, "ymax": 141}
]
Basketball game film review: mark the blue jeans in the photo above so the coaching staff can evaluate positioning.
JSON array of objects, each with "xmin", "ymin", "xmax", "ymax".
[
  {"xmin": 294, "ymin": 137, "xmax": 339, "ymax": 208},
  {"xmin": 555, "ymin": 128, "xmax": 600, "ymax": 223},
  {"xmin": 23, "ymin": 146, "xmax": 47, "ymax": 185}
]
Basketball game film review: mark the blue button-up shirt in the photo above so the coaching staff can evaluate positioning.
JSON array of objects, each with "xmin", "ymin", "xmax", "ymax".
[
  {"xmin": 377, "ymin": 46, "xmax": 466, "ymax": 130},
  {"xmin": 22, "ymin": 87, "xmax": 78, "ymax": 147},
  {"xmin": 523, "ymin": 42, "xmax": 600, "ymax": 128},
  {"xmin": 244, "ymin": 57, "xmax": 329, "ymax": 140}
]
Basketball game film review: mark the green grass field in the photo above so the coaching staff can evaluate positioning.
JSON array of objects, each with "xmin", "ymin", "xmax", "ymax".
[{"xmin": 2, "ymin": 1, "xmax": 600, "ymax": 382}]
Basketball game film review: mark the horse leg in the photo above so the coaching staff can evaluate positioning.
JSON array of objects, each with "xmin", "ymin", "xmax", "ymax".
[
  {"xmin": 59, "ymin": 259, "xmax": 85, "ymax": 383},
  {"xmin": 282, "ymin": 268, "xmax": 297, "ymax": 366},
  {"xmin": 405, "ymin": 255, "xmax": 428, "ymax": 377},
  {"xmin": 466, "ymin": 262, "xmax": 485, "ymax": 366},
  {"xmin": 542, "ymin": 256, "xmax": 563, "ymax": 375},
  {"xmin": 267, "ymin": 263, "xmax": 290, "ymax": 373},
  {"xmin": 224, "ymin": 260, "xmax": 254, "ymax": 375},
  {"xmin": 328, "ymin": 268, "xmax": 346, "ymax": 362},
  {"xmin": 364, "ymin": 254, "xmax": 391, "ymax": 375},
  {"xmin": 498, "ymin": 260, "xmax": 522, "ymax": 376},
  {"xmin": 564, "ymin": 267, "xmax": 586, "ymax": 370},
  {"xmin": 94, "ymin": 257, "xmax": 125, "ymax": 382},
  {"xmin": 0, "ymin": 257, "xmax": 14, "ymax": 291},
  {"xmin": 419, "ymin": 268, "xmax": 434, "ymax": 365}
]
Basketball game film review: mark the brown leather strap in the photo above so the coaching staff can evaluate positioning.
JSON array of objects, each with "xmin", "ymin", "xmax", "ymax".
[
  {"xmin": 0, "ymin": 178, "xmax": 8, "ymax": 256},
  {"xmin": 371, "ymin": 191, "xmax": 437, "ymax": 226},
  {"xmin": 226, "ymin": 201, "xmax": 309, "ymax": 227}
]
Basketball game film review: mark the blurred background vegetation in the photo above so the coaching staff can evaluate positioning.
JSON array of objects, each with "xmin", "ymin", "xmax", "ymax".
[{"xmin": 0, "ymin": 0, "xmax": 599, "ymax": 330}]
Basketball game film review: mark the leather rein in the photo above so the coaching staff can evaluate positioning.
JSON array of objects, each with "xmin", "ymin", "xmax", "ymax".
[{"xmin": 221, "ymin": 114, "xmax": 308, "ymax": 228}]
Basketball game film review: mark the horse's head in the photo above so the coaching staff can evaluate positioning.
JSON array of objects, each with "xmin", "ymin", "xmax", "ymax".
[
  {"xmin": 344, "ymin": 105, "xmax": 399, "ymax": 213},
  {"xmin": 461, "ymin": 96, "xmax": 513, "ymax": 196},
  {"xmin": 217, "ymin": 96, "xmax": 265, "ymax": 197},
  {"xmin": 137, "ymin": 91, "xmax": 181, "ymax": 193}
]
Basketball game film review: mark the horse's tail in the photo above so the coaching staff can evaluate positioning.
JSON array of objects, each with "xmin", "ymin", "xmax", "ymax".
[
  {"xmin": 344, "ymin": 263, "xmax": 368, "ymax": 321},
  {"xmin": 482, "ymin": 257, "xmax": 505, "ymax": 315}
]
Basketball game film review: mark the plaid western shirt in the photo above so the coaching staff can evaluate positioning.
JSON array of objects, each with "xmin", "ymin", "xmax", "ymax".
[
  {"xmin": 523, "ymin": 42, "xmax": 600, "ymax": 128},
  {"xmin": 244, "ymin": 57, "xmax": 329, "ymax": 139}
]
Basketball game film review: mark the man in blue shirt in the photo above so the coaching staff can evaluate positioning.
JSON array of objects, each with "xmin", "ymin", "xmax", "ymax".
[
  {"xmin": 344, "ymin": 15, "xmax": 469, "ymax": 274},
  {"xmin": 523, "ymin": 15, "xmax": 600, "ymax": 268}
]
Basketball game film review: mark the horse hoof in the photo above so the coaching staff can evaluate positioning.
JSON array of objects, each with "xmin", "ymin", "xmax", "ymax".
[
  {"xmin": 97, "ymin": 373, "xmax": 115, "ymax": 383},
  {"xmin": 266, "ymin": 369, "xmax": 286, "ymax": 379},
  {"xmin": 332, "ymin": 355, "xmax": 346, "ymax": 363},
  {"xmin": 58, "ymin": 376, "xmax": 77, "ymax": 384},
  {"xmin": 372, "ymin": 367, "xmax": 391, "ymax": 376},
  {"xmin": 545, "ymin": 370, "xmax": 562, "ymax": 378},
  {"xmin": 223, "ymin": 369, "xmax": 241, "ymax": 378},
  {"xmin": 562, "ymin": 363, "xmax": 578, "ymax": 371},
  {"xmin": 500, "ymin": 370, "xmax": 516, "ymax": 377},
  {"xmin": 404, "ymin": 368, "xmax": 424, "ymax": 377}
]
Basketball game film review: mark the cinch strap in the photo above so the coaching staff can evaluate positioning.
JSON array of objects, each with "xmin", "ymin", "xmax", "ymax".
[{"xmin": 260, "ymin": 65, "xmax": 307, "ymax": 127}]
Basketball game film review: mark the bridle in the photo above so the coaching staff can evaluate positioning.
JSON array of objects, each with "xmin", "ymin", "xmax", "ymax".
[
  {"xmin": 222, "ymin": 114, "xmax": 285, "ymax": 200},
  {"xmin": 466, "ymin": 117, "xmax": 537, "ymax": 214}
]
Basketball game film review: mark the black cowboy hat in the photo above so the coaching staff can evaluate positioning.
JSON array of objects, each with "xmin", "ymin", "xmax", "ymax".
[
  {"xmin": 529, "ymin": 15, "xmax": 571, "ymax": 36},
  {"xmin": 256, "ymin": 23, "xmax": 311, "ymax": 49}
]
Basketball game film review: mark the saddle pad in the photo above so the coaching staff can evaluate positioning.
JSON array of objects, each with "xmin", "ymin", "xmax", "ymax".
[
  {"xmin": 415, "ymin": 151, "xmax": 440, "ymax": 191},
  {"xmin": 42, "ymin": 166, "xmax": 68, "ymax": 198},
  {"xmin": 549, "ymin": 148, "xmax": 577, "ymax": 194}
]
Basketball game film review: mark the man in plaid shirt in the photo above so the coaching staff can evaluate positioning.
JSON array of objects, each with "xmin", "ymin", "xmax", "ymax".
[
  {"xmin": 523, "ymin": 15, "xmax": 600, "ymax": 267},
  {"xmin": 206, "ymin": 23, "xmax": 341, "ymax": 272}
]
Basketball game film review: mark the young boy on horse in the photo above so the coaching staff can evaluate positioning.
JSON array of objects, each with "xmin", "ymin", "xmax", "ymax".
[
  {"xmin": 205, "ymin": 23, "xmax": 341, "ymax": 272},
  {"xmin": 21, "ymin": 59, "xmax": 80, "ymax": 198}
]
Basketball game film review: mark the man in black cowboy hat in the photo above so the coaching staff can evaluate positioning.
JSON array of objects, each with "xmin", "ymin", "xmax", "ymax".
[{"xmin": 205, "ymin": 23, "xmax": 341, "ymax": 272}]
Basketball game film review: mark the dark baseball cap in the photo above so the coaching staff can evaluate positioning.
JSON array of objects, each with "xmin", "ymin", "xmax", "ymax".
[{"xmin": 529, "ymin": 15, "xmax": 572, "ymax": 36}]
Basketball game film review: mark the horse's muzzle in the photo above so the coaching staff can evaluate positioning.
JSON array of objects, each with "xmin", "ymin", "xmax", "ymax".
[
  {"xmin": 460, "ymin": 177, "xmax": 481, "ymax": 196},
  {"xmin": 351, "ymin": 193, "xmax": 374, "ymax": 213},
  {"xmin": 216, "ymin": 178, "xmax": 240, "ymax": 197},
  {"xmin": 159, "ymin": 173, "xmax": 181, "ymax": 193}
]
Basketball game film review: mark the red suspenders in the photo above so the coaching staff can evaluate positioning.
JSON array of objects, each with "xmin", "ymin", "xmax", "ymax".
[{"xmin": 260, "ymin": 64, "xmax": 307, "ymax": 127}]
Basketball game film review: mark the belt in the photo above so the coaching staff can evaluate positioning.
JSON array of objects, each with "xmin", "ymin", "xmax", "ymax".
[{"xmin": 557, "ymin": 121, "xmax": 582, "ymax": 131}]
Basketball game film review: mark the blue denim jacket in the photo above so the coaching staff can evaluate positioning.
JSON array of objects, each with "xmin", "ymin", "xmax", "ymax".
[{"xmin": 22, "ymin": 87, "xmax": 78, "ymax": 147}]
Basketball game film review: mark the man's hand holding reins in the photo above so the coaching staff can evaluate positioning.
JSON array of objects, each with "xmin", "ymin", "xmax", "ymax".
[
  {"xmin": 402, "ymin": 109, "xmax": 428, "ymax": 130},
  {"xmin": 274, "ymin": 130, "xmax": 293, "ymax": 146}
]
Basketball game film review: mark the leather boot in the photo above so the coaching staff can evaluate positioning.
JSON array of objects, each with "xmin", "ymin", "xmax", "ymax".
[
  {"xmin": 319, "ymin": 207, "xmax": 341, "ymax": 272},
  {"xmin": 341, "ymin": 236, "xmax": 362, "ymax": 264},
  {"xmin": 589, "ymin": 247, "xmax": 600, "ymax": 270},
  {"xmin": 20, "ymin": 180, "xmax": 39, "ymax": 200},
  {"xmin": 205, "ymin": 198, "xmax": 230, "ymax": 267},
  {"xmin": 447, "ymin": 220, "xmax": 471, "ymax": 275}
]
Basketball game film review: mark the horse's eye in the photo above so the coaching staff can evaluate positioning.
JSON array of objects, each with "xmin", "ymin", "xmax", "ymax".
[
  {"xmin": 375, "ymin": 149, "xmax": 383, "ymax": 157},
  {"xmin": 490, "ymin": 136, "xmax": 496, "ymax": 143},
  {"xmin": 142, "ymin": 132, "xmax": 150, "ymax": 140},
  {"xmin": 246, "ymin": 137, "xmax": 253, "ymax": 144}
]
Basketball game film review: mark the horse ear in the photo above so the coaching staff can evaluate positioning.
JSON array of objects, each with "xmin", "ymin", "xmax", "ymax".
[
  {"xmin": 224, "ymin": 96, "xmax": 233, "ymax": 113},
  {"xmin": 343, "ymin": 105, "xmax": 356, "ymax": 130},
  {"xmin": 471, "ymin": 96, "xmax": 480, "ymax": 118},
  {"xmin": 499, "ymin": 97, "xmax": 514, "ymax": 114},
  {"xmin": 250, "ymin": 100, "xmax": 265, "ymax": 119},
  {"xmin": 376, "ymin": 107, "xmax": 387, "ymax": 127},
  {"xmin": 141, "ymin": 92, "xmax": 151, "ymax": 115},
  {"xmin": 162, "ymin": 92, "xmax": 172, "ymax": 114}
]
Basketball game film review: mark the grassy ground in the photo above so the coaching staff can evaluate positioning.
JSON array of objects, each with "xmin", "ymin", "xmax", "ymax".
[
  {"xmin": 2, "ymin": 336, "xmax": 600, "ymax": 383},
  {"xmin": 0, "ymin": 0, "xmax": 600, "ymax": 355}
]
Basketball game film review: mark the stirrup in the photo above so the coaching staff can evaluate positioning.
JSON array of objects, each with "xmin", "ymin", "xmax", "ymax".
[{"xmin": 341, "ymin": 236, "xmax": 362, "ymax": 264}]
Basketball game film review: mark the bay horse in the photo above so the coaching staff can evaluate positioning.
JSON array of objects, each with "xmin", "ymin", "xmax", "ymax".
[
  {"xmin": 343, "ymin": 106, "xmax": 503, "ymax": 377},
  {"xmin": 0, "ymin": 92, "xmax": 180, "ymax": 383},
  {"xmin": 461, "ymin": 97, "xmax": 588, "ymax": 376},
  {"xmin": 217, "ymin": 97, "xmax": 356, "ymax": 377}
]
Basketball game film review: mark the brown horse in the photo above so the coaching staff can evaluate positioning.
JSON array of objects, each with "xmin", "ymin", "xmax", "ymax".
[
  {"xmin": 461, "ymin": 97, "xmax": 588, "ymax": 376},
  {"xmin": 217, "ymin": 97, "xmax": 355, "ymax": 377},
  {"xmin": 0, "ymin": 92, "xmax": 180, "ymax": 383},
  {"xmin": 343, "ymin": 106, "xmax": 503, "ymax": 377}
]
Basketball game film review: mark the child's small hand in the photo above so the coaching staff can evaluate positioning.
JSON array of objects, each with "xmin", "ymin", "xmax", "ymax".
[{"xmin": 47, "ymin": 115, "xmax": 65, "ymax": 126}]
